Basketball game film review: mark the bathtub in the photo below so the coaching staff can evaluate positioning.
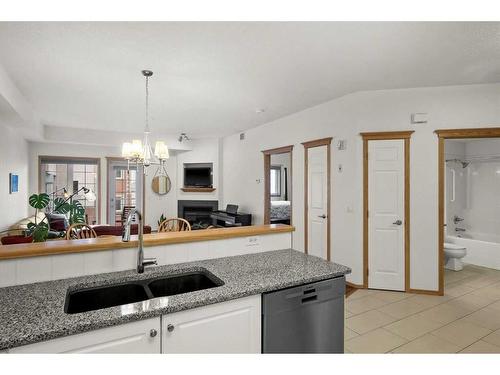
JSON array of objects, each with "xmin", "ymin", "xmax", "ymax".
[{"xmin": 446, "ymin": 233, "xmax": 500, "ymax": 270}]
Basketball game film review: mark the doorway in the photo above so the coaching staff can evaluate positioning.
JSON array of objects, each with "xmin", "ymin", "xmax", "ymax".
[
  {"xmin": 361, "ymin": 131, "xmax": 413, "ymax": 291},
  {"xmin": 436, "ymin": 127, "xmax": 500, "ymax": 295},
  {"xmin": 262, "ymin": 145, "xmax": 293, "ymax": 225},
  {"xmin": 303, "ymin": 138, "xmax": 332, "ymax": 261},
  {"xmin": 106, "ymin": 158, "xmax": 144, "ymax": 225}
]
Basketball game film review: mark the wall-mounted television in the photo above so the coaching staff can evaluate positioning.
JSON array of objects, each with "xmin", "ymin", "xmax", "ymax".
[{"xmin": 184, "ymin": 163, "xmax": 213, "ymax": 187}]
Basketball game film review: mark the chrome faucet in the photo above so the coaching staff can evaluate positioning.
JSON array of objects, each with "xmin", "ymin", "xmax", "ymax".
[
  {"xmin": 455, "ymin": 227, "xmax": 466, "ymax": 232},
  {"xmin": 122, "ymin": 208, "xmax": 157, "ymax": 273},
  {"xmin": 453, "ymin": 215, "xmax": 464, "ymax": 224}
]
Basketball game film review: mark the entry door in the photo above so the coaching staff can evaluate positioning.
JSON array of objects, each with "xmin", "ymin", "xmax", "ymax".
[
  {"xmin": 307, "ymin": 145, "xmax": 328, "ymax": 260},
  {"xmin": 368, "ymin": 140, "xmax": 405, "ymax": 291},
  {"xmin": 107, "ymin": 160, "xmax": 143, "ymax": 225}
]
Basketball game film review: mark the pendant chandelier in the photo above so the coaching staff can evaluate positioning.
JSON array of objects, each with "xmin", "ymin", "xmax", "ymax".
[{"xmin": 121, "ymin": 70, "xmax": 169, "ymax": 168}]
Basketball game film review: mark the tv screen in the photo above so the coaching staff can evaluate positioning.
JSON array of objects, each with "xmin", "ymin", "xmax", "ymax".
[{"xmin": 184, "ymin": 167, "xmax": 213, "ymax": 187}]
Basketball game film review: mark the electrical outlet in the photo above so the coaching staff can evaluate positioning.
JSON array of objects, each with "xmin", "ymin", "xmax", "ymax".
[{"xmin": 246, "ymin": 236, "xmax": 260, "ymax": 247}]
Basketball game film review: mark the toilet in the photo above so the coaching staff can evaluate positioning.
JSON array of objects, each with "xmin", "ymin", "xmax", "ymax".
[{"xmin": 444, "ymin": 242, "xmax": 467, "ymax": 271}]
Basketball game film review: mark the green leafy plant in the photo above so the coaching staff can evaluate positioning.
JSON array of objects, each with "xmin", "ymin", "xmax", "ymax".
[
  {"xmin": 29, "ymin": 193, "xmax": 50, "ymax": 210},
  {"xmin": 26, "ymin": 193, "xmax": 86, "ymax": 242},
  {"xmin": 26, "ymin": 193, "xmax": 51, "ymax": 242},
  {"xmin": 27, "ymin": 221, "xmax": 49, "ymax": 242},
  {"xmin": 158, "ymin": 213, "xmax": 167, "ymax": 227},
  {"xmin": 53, "ymin": 198, "xmax": 85, "ymax": 225},
  {"xmin": 68, "ymin": 200, "xmax": 86, "ymax": 224}
]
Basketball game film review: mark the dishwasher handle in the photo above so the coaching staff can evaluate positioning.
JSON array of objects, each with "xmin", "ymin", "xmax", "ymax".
[
  {"xmin": 301, "ymin": 295, "xmax": 318, "ymax": 304},
  {"xmin": 263, "ymin": 277, "xmax": 345, "ymax": 315}
]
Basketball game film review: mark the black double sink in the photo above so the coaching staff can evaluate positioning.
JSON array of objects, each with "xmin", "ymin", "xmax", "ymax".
[{"xmin": 65, "ymin": 270, "xmax": 223, "ymax": 314}]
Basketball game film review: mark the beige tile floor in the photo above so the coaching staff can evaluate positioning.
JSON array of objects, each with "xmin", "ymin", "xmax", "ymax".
[{"xmin": 344, "ymin": 264, "xmax": 500, "ymax": 353}]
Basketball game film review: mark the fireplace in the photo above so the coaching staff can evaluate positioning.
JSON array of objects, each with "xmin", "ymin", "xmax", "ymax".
[{"xmin": 178, "ymin": 200, "xmax": 219, "ymax": 230}]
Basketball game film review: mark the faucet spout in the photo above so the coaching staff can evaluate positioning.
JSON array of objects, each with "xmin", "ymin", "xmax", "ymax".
[{"xmin": 122, "ymin": 209, "xmax": 157, "ymax": 273}]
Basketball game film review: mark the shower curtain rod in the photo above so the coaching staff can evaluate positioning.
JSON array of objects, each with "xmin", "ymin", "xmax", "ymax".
[{"xmin": 446, "ymin": 155, "xmax": 500, "ymax": 164}]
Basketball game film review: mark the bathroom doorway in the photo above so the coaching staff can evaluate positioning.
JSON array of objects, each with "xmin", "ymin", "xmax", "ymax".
[{"xmin": 437, "ymin": 128, "xmax": 500, "ymax": 295}]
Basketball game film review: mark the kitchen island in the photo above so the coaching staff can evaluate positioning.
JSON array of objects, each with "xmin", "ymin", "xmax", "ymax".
[
  {"xmin": 0, "ymin": 224, "xmax": 294, "ymax": 287},
  {"xmin": 0, "ymin": 249, "xmax": 350, "ymax": 353}
]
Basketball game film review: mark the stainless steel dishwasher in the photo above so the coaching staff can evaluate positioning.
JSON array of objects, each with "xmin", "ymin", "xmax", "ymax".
[{"xmin": 262, "ymin": 276, "xmax": 345, "ymax": 353}]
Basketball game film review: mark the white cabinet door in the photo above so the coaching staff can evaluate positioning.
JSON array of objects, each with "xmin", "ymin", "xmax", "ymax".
[
  {"xmin": 162, "ymin": 295, "xmax": 261, "ymax": 353},
  {"xmin": 9, "ymin": 317, "xmax": 161, "ymax": 353}
]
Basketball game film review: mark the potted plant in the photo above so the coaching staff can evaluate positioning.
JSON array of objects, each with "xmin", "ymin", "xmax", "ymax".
[
  {"xmin": 26, "ymin": 193, "xmax": 86, "ymax": 242},
  {"xmin": 158, "ymin": 213, "xmax": 167, "ymax": 227}
]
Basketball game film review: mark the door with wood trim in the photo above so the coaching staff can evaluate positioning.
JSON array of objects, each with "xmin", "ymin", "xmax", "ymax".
[
  {"xmin": 368, "ymin": 139, "xmax": 405, "ymax": 291},
  {"xmin": 107, "ymin": 160, "xmax": 143, "ymax": 225},
  {"xmin": 307, "ymin": 145, "xmax": 328, "ymax": 260}
]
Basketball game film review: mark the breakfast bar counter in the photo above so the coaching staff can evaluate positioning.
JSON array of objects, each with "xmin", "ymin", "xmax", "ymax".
[{"xmin": 0, "ymin": 224, "xmax": 294, "ymax": 260}]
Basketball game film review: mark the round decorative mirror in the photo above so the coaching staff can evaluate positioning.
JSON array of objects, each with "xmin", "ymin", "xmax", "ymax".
[{"xmin": 152, "ymin": 175, "xmax": 171, "ymax": 195}]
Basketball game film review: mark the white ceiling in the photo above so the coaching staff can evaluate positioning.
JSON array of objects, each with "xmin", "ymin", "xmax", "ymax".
[{"xmin": 0, "ymin": 22, "xmax": 499, "ymax": 138}]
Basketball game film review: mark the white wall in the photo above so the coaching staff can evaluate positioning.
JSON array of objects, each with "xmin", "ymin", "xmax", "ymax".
[
  {"xmin": 0, "ymin": 123, "xmax": 29, "ymax": 232},
  {"xmin": 222, "ymin": 83, "xmax": 500, "ymax": 291}
]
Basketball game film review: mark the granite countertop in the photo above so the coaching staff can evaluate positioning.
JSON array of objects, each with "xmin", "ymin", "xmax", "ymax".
[{"xmin": 0, "ymin": 249, "xmax": 351, "ymax": 350}]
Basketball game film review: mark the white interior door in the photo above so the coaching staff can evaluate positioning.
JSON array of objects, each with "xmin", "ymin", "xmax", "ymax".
[
  {"xmin": 307, "ymin": 145, "xmax": 328, "ymax": 260},
  {"xmin": 368, "ymin": 139, "xmax": 405, "ymax": 291}
]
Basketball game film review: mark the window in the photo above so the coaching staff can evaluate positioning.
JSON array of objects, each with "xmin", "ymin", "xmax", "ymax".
[
  {"xmin": 270, "ymin": 166, "xmax": 282, "ymax": 197},
  {"xmin": 39, "ymin": 156, "xmax": 100, "ymax": 224}
]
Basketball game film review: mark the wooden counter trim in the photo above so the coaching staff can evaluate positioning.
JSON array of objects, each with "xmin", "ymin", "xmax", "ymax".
[{"xmin": 0, "ymin": 224, "xmax": 295, "ymax": 260}]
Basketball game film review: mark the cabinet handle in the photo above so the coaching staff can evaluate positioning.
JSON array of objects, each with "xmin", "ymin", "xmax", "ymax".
[
  {"xmin": 150, "ymin": 329, "xmax": 158, "ymax": 338},
  {"xmin": 167, "ymin": 324, "xmax": 175, "ymax": 332}
]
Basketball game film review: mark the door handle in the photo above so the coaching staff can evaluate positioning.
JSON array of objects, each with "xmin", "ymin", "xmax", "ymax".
[
  {"xmin": 318, "ymin": 214, "xmax": 327, "ymax": 219},
  {"xmin": 393, "ymin": 220, "xmax": 403, "ymax": 225}
]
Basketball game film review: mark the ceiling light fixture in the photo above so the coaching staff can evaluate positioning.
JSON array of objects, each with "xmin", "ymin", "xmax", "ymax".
[
  {"xmin": 121, "ymin": 70, "xmax": 169, "ymax": 169},
  {"xmin": 178, "ymin": 133, "xmax": 190, "ymax": 142}
]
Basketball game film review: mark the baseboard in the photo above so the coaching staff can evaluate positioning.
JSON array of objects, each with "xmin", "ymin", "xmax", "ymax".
[
  {"xmin": 346, "ymin": 282, "xmax": 364, "ymax": 298},
  {"xmin": 408, "ymin": 288, "xmax": 443, "ymax": 296},
  {"xmin": 344, "ymin": 283, "xmax": 442, "ymax": 296},
  {"xmin": 346, "ymin": 281, "xmax": 364, "ymax": 289}
]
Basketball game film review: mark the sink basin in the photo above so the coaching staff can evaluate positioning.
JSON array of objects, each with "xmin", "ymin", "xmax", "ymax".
[
  {"xmin": 64, "ymin": 270, "xmax": 223, "ymax": 314},
  {"xmin": 148, "ymin": 272, "xmax": 221, "ymax": 298},
  {"xmin": 65, "ymin": 283, "xmax": 149, "ymax": 314}
]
